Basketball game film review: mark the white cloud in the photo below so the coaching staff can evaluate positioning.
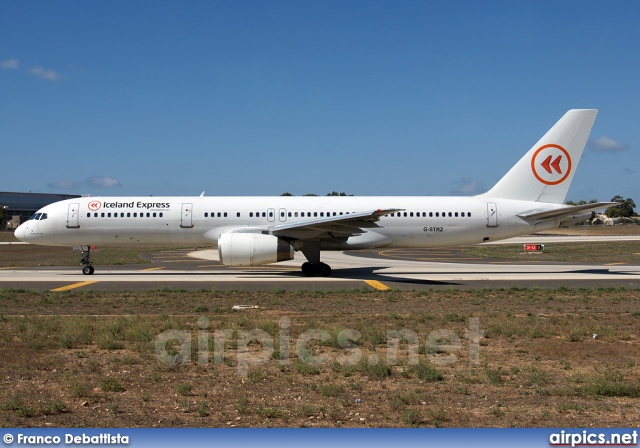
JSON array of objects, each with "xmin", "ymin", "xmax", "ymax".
[
  {"xmin": 48, "ymin": 180, "xmax": 81, "ymax": 190},
  {"xmin": 1, "ymin": 58, "xmax": 19, "ymax": 69},
  {"xmin": 29, "ymin": 66, "xmax": 62, "ymax": 81},
  {"xmin": 588, "ymin": 136, "xmax": 630, "ymax": 153},
  {"xmin": 87, "ymin": 176, "xmax": 122, "ymax": 188},
  {"xmin": 450, "ymin": 176, "xmax": 486, "ymax": 195}
]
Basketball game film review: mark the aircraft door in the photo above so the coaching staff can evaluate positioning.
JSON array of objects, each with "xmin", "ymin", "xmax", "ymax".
[
  {"xmin": 180, "ymin": 203, "xmax": 194, "ymax": 228},
  {"xmin": 67, "ymin": 203, "xmax": 80, "ymax": 228},
  {"xmin": 486, "ymin": 202, "xmax": 498, "ymax": 227},
  {"xmin": 279, "ymin": 208, "xmax": 287, "ymax": 222},
  {"xmin": 267, "ymin": 208, "xmax": 275, "ymax": 222}
]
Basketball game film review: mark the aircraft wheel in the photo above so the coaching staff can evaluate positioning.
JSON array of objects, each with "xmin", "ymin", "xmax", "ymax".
[
  {"xmin": 318, "ymin": 263, "xmax": 332, "ymax": 277},
  {"xmin": 82, "ymin": 266, "xmax": 94, "ymax": 275},
  {"xmin": 301, "ymin": 262, "xmax": 316, "ymax": 277}
]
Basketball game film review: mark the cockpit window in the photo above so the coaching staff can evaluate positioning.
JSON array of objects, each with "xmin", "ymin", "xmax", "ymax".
[
  {"xmin": 40, "ymin": 213, "xmax": 48, "ymax": 220},
  {"xmin": 30, "ymin": 213, "xmax": 42, "ymax": 221}
]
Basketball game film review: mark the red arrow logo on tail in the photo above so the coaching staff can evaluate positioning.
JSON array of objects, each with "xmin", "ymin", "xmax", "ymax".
[{"xmin": 541, "ymin": 155, "xmax": 563, "ymax": 174}]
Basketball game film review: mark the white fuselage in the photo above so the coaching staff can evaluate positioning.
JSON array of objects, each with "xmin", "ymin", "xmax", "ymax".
[{"xmin": 15, "ymin": 195, "xmax": 562, "ymax": 250}]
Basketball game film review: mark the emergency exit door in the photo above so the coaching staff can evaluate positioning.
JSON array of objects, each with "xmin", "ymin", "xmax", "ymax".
[
  {"xmin": 486, "ymin": 202, "xmax": 498, "ymax": 227},
  {"xmin": 180, "ymin": 203, "xmax": 194, "ymax": 228}
]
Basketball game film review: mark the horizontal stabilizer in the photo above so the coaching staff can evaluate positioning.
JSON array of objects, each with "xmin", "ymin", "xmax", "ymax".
[{"xmin": 517, "ymin": 202, "xmax": 617, "ymax": 221}]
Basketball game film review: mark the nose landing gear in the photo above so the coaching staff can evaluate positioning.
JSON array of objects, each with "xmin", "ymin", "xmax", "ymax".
[{"xmin": 80, "ymin": 246, "xmax": 94, "ymax": 275}]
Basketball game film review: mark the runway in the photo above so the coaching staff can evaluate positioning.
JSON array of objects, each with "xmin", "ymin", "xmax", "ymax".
[{"xmin": 1, "ymin": 235, "xmax": 639, "ymax": 291}]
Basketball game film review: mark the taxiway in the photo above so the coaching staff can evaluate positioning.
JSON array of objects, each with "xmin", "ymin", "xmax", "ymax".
[{"xmin": 0, "ymin": 235, "xmax": 638, "ymax": 291}]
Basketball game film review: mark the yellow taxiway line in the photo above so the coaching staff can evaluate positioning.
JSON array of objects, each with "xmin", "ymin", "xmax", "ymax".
[
  {"xmin": 50, "ymin": 281, "xmax": 98, "ymax": 292},
  {"xmin": 364, "ymin": 280, "xmax": 390, "ymax": 291}
]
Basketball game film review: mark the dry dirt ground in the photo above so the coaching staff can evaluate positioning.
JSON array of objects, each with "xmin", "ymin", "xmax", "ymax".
[
  {"xmin": 1, "ymin": 226, "xmax": 639, "ymax": 428},
  {"xmin": 0, "ymin": 288, "xmax": 639, "ymax": 428}
]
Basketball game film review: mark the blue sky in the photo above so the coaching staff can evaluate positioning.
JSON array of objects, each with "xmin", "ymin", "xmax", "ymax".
[{"xmin": 2, "ymin": 1, "xmax": 639, "ymax": 203}]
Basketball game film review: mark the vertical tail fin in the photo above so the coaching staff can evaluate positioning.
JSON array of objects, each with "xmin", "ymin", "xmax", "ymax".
[{"xmin": 480, "ymin": 109, "xmax": 598, "ymax": 204}]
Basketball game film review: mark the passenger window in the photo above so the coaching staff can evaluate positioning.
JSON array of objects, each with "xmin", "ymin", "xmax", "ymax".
[
  {"xmin": 153, "ymin": 213, "xmax": 157, "ymax": 218},
  {"xmin": 94, "ymin": 213, "xmax": 98, "ymax": 217},
  {"xmin": 320, "ymin": 212, "xmax": 324, "ymax": 217},
  {"xmin": 461, "ymin": 212, "xmax": 465, "ymax": 217},
  {"xmin": 159, "ymin": 213, "xmax": 163, "ymax": 217},
  {"xmin": 133, "ymin": 213, "xmax": 137, "ymax": 217},
  {"xmin": 217, "ymin": 212, "xmax": 221, "ymax": 217},
  {"xmin": 288, "ymin": 212, "xmax": 292, "ymax": 217},
  {"xmin": 455, "ymin": 212, "xmax": 458, "ymax": 217},
  {"xmin": 448, "ymin": 212, "xmax": 452, "ymax": 217},
  {"xmin": 410, "ymin": 212, "xmax": 414, "ymax": 217},
  {"xmin": 314, "ymin": 212, "xmax": 318, "ymax": 217},
  {"xmin": 205, "ymin": 213, "xmax": 209, "ymax": 217},
  {"xmin": 146, "ymin": 213, "xmax": 150, "ymax": 217},
  {"xmin": 403, "ymin": 212, "xmax": 407, "ymax": 217},
  {"xmin": 435, "ymin": 212, "xmax": 439, "ymax": 217},
  {"xmin": 237, "ymin": 212, "xmax": 240, "ymax": 217},
  {"xmin": 340, "ymin": 212, "xmax": 343, "ymax": 215},
  {"xmin": 468, "ymin": 212, "xmax": 472, "ymax": 217},
  {"xmin": 87, "ymin": 213, "xmax": 91, "ymax": 218},
  {"xmin": 101, "ymin": 213, "xmax": 105, "ymax": 218},
  {"xmin": 108, "ymin": 213, "xmax": 112, "ymax": 218},
  {"xmin": 224, "ymin": 212, "xmax": 228, "ymax": 217},
  {"xmin": 294, "ymin": 212, "xmax": 298, "ymax": 217},
  {"xmin": 127, "ymin": 213, "xmax": 131, "ymax": 218},
  {"xmin": 249, "ymin": 212, "xmax": 253, "ymax": 217}
]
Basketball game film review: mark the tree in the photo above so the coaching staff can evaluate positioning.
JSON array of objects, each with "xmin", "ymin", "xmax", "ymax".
[
  {"xmin": 281, "ymin": 192, "xmax": 353, "ymax": 196},
  {"xmin": 566, "ymin": 198, "xmax": 599, "ymax": 206},
  {"xmin": 606, "ymin": 196, "xmax": 636, "ymax": 218}
]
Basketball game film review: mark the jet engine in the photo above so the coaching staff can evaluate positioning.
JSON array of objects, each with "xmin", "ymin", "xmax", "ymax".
[{"xmin": 218, "ymin": 233, "xmax": 294, "ymax": 266}]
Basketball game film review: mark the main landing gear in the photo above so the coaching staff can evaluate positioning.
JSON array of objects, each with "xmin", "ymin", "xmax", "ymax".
[
  {"xmin": 298, "ymin": 243, "xmax": 332, "ymax": 277},
  {"xmin": 80, "ymin": 247, "xmax": 95, "ymax": 275},
  {"xmin": 301, "ymin": 262, "xmax": 332, "ymax": 277}
]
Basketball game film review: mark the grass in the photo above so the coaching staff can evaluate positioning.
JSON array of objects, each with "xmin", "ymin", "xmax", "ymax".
[
  {"xmin": 464, "ymin": 241, "xmax": 640, "ymax": 264},
  {"xmin": 0, "ymin": 241, "xmax": 639, "ymax": 428}
]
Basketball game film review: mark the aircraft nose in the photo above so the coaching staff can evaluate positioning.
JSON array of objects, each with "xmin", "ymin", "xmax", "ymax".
[{"xmin": 14, "ymin": 223, "xmax": 26, "ymax": 242}]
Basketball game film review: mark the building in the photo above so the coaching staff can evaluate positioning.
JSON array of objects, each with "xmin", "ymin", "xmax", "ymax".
[{"xmin": 0, "ymin": 191, "xmax": 84, "ymax": 229}]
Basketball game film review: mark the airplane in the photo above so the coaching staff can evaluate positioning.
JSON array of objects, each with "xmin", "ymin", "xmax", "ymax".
[{"xmin": 14, "ymin": 109, "xmax": 615, "ymax": 277}]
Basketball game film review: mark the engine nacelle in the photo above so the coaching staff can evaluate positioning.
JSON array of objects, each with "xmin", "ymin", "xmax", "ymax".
[{"xmin": 218, "ymin": 233, "xmax": 294, "ymax": 266}]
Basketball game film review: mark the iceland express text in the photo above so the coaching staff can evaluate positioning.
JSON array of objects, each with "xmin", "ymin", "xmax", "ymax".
[{"xmin": 102, "ymin": 202, "xmax": 171, "ymax": 210}]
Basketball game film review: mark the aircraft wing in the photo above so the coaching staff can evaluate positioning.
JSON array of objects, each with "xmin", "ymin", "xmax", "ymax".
[
  {"xmin": 267, "ymin": 208, "xmax": 402, "ymax": 239},
  {"xmin": 517, "ymin": 202, "xmax": 617, "ymax": 221}
]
